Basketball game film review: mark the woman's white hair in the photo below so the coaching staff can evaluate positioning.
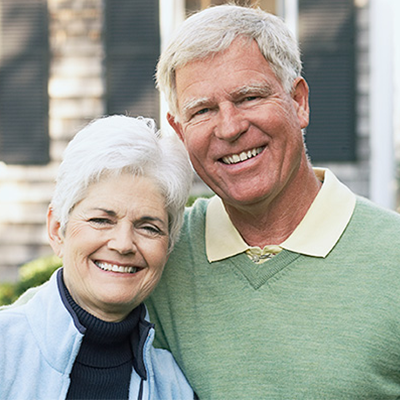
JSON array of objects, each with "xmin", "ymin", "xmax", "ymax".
[
  {"xmin": 51, "ymin": 115, "xmax": 193, "ymax": 252},
  {"xmin": 157, "ymin": 4, "xmax": 302, "ymax": 120}
]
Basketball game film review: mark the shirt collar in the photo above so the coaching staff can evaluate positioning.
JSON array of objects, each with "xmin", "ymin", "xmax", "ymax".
[{"xmin": 206, "ymin": 168, "xmax": 356, "ymax": 262}]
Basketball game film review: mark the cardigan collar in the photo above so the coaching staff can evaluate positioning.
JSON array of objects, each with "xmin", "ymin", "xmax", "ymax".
[{"xmin": 24, "ymin": 269, "xmax": 152, "ymax": 380}]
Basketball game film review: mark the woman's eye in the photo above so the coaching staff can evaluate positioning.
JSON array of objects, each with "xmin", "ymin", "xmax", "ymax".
[
  {"xmin": 89, "ymin": 218, "xmax": 112, "ymax": 225},
  {"xmin": 139, "ymin": 224, "xmax": 167, "ymax": 237},
  {"xmin": 142, "ymin": 225, "xmax": 162, "ymax": 234}
]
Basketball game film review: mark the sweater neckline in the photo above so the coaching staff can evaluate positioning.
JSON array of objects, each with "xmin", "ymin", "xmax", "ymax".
[
  {"xmin": 60, "ymin": 272, "xmax": 140, "ymax": 368},
  {"xmin": 56, "ymin": 268, "xmax": 153, "ymax": 379},
  {"xmin": 229, "ymin": 250, "xmax": 301, "ymax": 290}
]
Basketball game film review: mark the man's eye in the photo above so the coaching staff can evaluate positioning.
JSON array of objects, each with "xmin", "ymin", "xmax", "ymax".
[
  {"xmin": 244, "ymin": 96, "xmax": 258, "ymax": 102},
  {"xmin": 194, "ymin": 108, "xmax": 210, "ymax": 116}
]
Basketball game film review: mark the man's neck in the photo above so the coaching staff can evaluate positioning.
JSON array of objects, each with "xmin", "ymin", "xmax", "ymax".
[{"xmin": 223, "ymin": 166, "xmax": 322, "ymax": 248}]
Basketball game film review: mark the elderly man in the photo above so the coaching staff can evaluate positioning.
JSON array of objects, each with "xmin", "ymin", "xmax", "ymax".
[{"xmin": 145, "ymin": 4, "xmax": 400, "ymax": 399}]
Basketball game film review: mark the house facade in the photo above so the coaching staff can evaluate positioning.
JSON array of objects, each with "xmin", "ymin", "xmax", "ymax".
[{"xmin": 0, "ymin": 0, "xmax": 398, "ymax": 281}]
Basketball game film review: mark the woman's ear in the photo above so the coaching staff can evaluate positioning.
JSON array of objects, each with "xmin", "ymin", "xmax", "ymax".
[{"xmin": 47, "ymin": 206, "xmax": 64, "ymax": 258}]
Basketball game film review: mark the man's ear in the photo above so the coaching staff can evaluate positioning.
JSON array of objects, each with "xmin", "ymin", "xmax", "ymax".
[
  {"xmin": 47, "ymin": 206, "xmax": 64, "ymax": 258},
  {"xmin": 167, "ymin": 112, "xmax": 185, "ymax": 143},
  {"xmin": 291, "ymin": 77, "xmax": 310, "ymax": 129}
]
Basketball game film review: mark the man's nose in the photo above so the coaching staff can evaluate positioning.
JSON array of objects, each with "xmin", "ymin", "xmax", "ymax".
[
  {"xmin": 108, "ymin": 224, "xmax": 137, "ymax": 255},
  {"xmin": 214, "ymin": 103, "xmax": 249, "ymax": 141}
]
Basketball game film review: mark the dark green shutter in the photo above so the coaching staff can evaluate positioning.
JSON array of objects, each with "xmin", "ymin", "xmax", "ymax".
[
  {"xmin": 0, "ymin": 0, "xmax": 49, "ymax": 165},
  {"xmin": 105, "ymin": 0, "xmax": 160, "ymax": 122},
  {"xmin": 299, "ymin": 0, "xmax": 356, "ymax": 161}
]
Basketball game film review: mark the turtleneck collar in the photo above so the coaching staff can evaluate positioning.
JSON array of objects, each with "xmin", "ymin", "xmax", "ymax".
[{"xmin": 58, "ymin": 268, "xmax": 152, "ymax": 379}]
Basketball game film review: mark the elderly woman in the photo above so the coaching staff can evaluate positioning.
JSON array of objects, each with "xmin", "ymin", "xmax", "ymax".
[{"xmin": 0, "ymin": 116, "xmax": 194, "ymax": 399}]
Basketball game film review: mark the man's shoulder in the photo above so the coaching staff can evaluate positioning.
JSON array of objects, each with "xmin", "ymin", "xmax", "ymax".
[
  {"xmin": 181, "ymin": 196, "xmax": 211, "ymax": 232},
  {"xmin": 164, "ymin": 197, "xmax": 212, "ymax": 268},
  {"xmin": 354, "ymin": 196, "xmax": 400, "ymax": 225},
  {"xmin": 350, "ymin": 196, "xmax": 400, "ymax": 251},
  {"xmin": 184, "ymin": 196, "xmax": 211, "ymax": 217}
]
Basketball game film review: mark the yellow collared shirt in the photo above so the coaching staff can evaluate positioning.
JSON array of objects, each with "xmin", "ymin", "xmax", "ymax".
[{"xmin": 205, "ymin": 168, "xmax": 356, "ymax": 263}]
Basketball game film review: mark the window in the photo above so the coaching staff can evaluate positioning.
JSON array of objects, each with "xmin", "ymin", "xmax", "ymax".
[
  {"xmin": 299, "ymin": 0, "xmax": 356, "ymax": 161},
  {"xmin": 0, "ymin": 0, "xmax": 49, "ymax": 165},
  {"xmin": 105, "ymin": 0, "xmax": 160, "ymax": 122}
]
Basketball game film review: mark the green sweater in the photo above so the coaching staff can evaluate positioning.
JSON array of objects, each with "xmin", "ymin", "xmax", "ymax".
[{"xmin": 146, "ymin": 196, "xmax": 400, "ymax": 399}]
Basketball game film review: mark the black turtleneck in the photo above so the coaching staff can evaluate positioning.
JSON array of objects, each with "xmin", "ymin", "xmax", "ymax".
[{"xmin": 61, "ymin": 275, "xmax": 141, "ymax": 400}]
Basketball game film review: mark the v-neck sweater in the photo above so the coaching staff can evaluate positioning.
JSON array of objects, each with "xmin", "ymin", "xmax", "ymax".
[{"xmin": 146, "ymin": 195, "xmax": 400, "ymax": 399}]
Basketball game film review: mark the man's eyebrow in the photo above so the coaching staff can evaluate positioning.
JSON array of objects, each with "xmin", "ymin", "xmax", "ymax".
[
  {"xmin": 181, "ymin": 97, "xmax": 211, "ymax": 117},
  {"xmin": 181, "ymin": 84, "xmax": 273, "ymax": 116},
  {"xmin": 231, "ymin": 83, "xmax": 273, "ymax": 98}
]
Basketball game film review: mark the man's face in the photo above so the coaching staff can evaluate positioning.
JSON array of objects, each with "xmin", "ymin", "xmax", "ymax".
[{"xmin": 168, "ymin": 39, "xmax": 310, "ymax": 210}]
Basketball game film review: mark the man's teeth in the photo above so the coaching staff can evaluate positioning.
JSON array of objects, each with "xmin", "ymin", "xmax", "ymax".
[
  {"xmin": 222, "ymin": 147, "xmax": 263, "ymax": 165},
  {"xmin": 95, "ymin": 261, "xmax": 137, "ymax": 274}
]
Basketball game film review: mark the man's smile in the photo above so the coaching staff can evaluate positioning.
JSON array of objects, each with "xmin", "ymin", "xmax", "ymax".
[{"xmin": 220, "ymin": 146, "xmax": 265, "ymax": 165}]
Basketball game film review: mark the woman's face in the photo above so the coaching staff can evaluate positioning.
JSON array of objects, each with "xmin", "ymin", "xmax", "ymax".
[{"xmin": 48, "ymin": 173, "xmax": 169, "ymax": 322}]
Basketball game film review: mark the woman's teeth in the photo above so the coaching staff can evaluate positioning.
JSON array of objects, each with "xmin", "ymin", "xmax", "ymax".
[
  {"xmin": 95, "ymin": 261, "xmax": 137, "ymax": 274},
  {"xmin": 222, "ymin": 147, "xmax": 263, "ymax": 165}
]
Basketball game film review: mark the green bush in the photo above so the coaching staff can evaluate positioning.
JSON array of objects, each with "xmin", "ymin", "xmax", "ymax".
[
  {"xmin": 0, "ymin": 255, "xmax": 62, "ymax": 306},
  {"xmin": 186, "ymin": 193, "xmax": 213, "ymax": 207}
]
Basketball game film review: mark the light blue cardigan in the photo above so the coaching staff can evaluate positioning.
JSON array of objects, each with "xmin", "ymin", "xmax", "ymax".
[{"xmin": 0, "ymin": 269, "xmax": 194, "ymax": 400}]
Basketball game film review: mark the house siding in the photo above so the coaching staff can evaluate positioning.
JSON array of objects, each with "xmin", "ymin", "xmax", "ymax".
[
  {"xmin": 0, "ymin": 1, "xmax": 381, "ymax": 282},
  {"xmin": 0, "ymin": 0, "xmax": 104, "ymax": 281}
]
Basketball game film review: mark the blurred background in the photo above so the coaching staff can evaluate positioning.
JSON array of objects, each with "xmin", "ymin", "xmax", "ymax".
[{"xmin": 0, "ymin": 0, "xmax": 399, "ymax": 283}]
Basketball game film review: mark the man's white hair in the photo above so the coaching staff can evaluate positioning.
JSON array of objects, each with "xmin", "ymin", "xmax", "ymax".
[{"xmin": 157, "ymin": 4, "xmax": 302, "ymax": 120}]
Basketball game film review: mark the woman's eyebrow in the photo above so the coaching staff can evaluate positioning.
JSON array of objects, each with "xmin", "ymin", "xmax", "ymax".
[
  {"xmin": 139, "ymin": 215, "xmax": 167, "ymax": 225},
  {"xmin": 92, "ymin": 208, "xmax": 117, "ymax": 217}
]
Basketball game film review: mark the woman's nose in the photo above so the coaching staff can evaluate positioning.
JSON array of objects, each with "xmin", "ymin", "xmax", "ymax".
[{"xmin": 107, "ymin": 224, "xmax": 137, "ymax": 255}]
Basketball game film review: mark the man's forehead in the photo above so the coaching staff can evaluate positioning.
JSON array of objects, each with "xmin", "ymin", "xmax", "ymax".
[{"xmin": 174, "ymin": 38, "xmax": 264, "ymax": 76}]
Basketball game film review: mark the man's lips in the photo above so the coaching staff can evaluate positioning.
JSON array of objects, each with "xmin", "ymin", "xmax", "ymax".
[
  {"xmin": 220, "ymin": 146, "xmax": 264, "ymax": 165},
  {"xmin": 94, "ymin": 260, "xmax": 140, "ymax": 274}
]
